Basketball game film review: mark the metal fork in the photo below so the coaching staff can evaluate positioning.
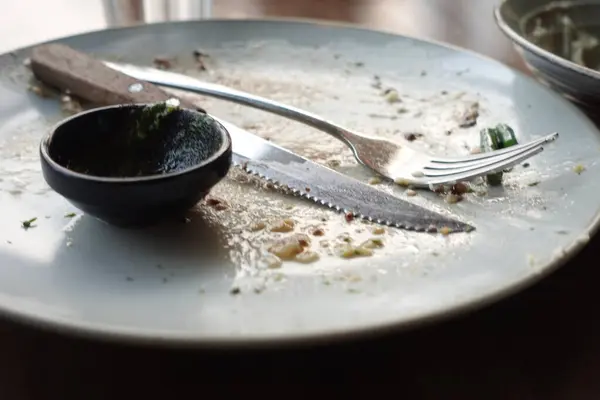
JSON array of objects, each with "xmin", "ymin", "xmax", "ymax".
[{"xmin": 105, "ymin": 61, "xmax": 559, "ymax": 188}]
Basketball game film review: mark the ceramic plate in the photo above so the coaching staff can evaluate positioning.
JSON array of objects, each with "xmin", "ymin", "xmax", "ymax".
[{"xmin": 0, "ymin": 20, "xmax": 598, "ymax": 346}]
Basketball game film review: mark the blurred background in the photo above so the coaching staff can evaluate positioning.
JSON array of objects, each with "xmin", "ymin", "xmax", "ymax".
[{"xmin": 1, "ymin": 0, "xmax": 525, "ymax": 71}]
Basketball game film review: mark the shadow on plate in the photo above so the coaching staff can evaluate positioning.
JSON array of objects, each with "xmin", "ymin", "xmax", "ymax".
[{"xmin": 49, "ymin": 206, "xmax": 234, "ymax": 280}]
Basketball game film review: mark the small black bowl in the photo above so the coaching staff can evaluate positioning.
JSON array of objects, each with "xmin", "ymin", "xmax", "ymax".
[{"xmin": 40, "ymin": 103, "xmax": 232, "ymax": 228}]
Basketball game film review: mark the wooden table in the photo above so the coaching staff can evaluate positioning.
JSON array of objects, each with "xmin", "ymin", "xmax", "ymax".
[{"xmin": 2, "ymin": 1, "xmax": 599, "ymax": 398}]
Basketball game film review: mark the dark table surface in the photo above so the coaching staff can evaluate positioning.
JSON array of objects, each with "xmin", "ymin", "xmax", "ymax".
[{"xmin": 2, "ymin": 1, "xmax": 600, "ymax": 398}]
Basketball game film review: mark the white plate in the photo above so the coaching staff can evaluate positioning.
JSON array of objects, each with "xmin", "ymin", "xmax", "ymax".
[{"xmin": 0, "ymin": 20, "xmax": 598, "ymax": 346}]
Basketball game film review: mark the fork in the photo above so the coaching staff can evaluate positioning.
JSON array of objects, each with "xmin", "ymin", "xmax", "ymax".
[{"xmin": 105, "ymin": 61, "xmax": 559, "ymax": 188}]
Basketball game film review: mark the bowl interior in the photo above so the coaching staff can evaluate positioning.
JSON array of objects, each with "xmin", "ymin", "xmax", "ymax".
[
  {"xmin": 47, "ymin": 104, "xmax": 227, "ymax": 179},
  {"xmin": 499, "ymin": 0, "xmax": 600, "ymax": 71}
]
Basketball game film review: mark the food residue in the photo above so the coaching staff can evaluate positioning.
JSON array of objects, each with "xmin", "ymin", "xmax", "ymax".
[
  {"xmin": 368, "ymin": 176, "xmax": 382, "ymax": 185},
  {"xmin": 404, "ymin": 133, "xmax": 423, "ymax": 142},
  {"xmin": 339, "ymin": 244, "xmax": 374, "ymax": 258},
  {"xmin": 60, "ymin": 94, "xmax": 83, "ymax": 115},
  {"xmin": 372, "ymin": 226, "xmax": 385, "ymax": 235},
  {"xmin": 439, "ymin": 226, "xmax": 452, "ymax": 236},
  {"xmin": 21, "ymin": 217, "xmax": 37, "ymax": 230},
  {"xmin": 311, "ymin": 228, "xmax": 325, "ymax": 236},
  {"xmin": 382, "ymin": 88, "xmax": 401, "ymax": 104},
  {"xmin": 270, "ymin": 218, "xmax": 295, "ymax": 232},
  {"xmin": 153, "ymin": 56, "xmax": 174, "ymax": 70},
  {"xmin": 267, "ymin": 233, "xmax": 310, "ymax": 260},
  {"xmin": 458, "ymin": 102, "xmax": 480, "ymax": 128},
  {"xmin": 192, "ymin": 49, "xmax": 209, "ymax": 70},
  {"xmin": 249, "ymin": 221, "xmax": 266, "ymax": 231}
]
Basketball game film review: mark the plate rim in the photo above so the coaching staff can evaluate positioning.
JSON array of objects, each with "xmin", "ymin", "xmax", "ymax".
[{"xmin": 1, "ymin": 17, "xmax": 599, "ymax": 348}]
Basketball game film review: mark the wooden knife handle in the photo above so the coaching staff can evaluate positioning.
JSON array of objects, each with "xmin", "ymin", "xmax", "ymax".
[{"xmin": 30, "ymin": 43, "xmax": 203, "ymax": 111}]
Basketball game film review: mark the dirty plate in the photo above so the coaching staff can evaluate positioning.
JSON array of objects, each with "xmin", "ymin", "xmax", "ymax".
[{"xmin": 0, "ymin": 20, "xmax": 598, "ymax": 347}]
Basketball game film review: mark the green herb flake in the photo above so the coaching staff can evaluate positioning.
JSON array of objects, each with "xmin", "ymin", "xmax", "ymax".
[
  {"xmin": 134, "ymin": 101, "xmax": 179, "ymax": 140},
  {"xmin": 21, "ymin": 217, "xmax": 37, "ymax": 230},
  {"xmin": 64, "ymin": 212, "xmax": 77, "ymax": 218},
  {"xmin": 574, "ymin": 164, "xmax": 586, "ymax": 175}
]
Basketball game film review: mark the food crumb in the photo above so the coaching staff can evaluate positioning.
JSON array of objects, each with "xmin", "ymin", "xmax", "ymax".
[
  {"xmin": 270, "ymin": 218, "xmax": 295, "ymax": 232},
  {"xmin": 248, "ymin": 221, "xmax": 266, "ymax": 232},
  {"xmin": 394, "ymin": 178, "xmax": 410, "ymax": 187},
  {"xmin": 445, "ymin": 193, "xmax": 463, "ymax": 204},
  {"xmin": 153, "ymin": 56, "xmax": 174, "ymax": 70},
  {"xmin": 451, "ymin": 182, "xmax": 470, "ymax": 195},
  {"xmin": 371, "ymin": 226, "xmax": 385, "ymax": 235},
  {"xmin": 458, "ymin": 102, "xmax": 480, "ymax": 128},
  {"xmin": 573, "ymin": 164, "xmax": 585, "ymax": 175},
  {"xmin": 28, "ymin": 83, "xmax": 52, "ymax": 98},
  {"xmin": 267, "ymin": 234, "xmax": 310, "ymax": 260},
  {"xmin": 230, "ymin": 287, "xmax": 241, "ymax": 295},
  {"xmin": 345, "ymin": 212, "xmax": 354, "ymax": 222},
  {"xmin": 261, "ymin": 254, "xmax": 283, "ymax": 269},
  {"xmin": 360, "ymin": 238, "xmax": 384, "ymax": 249},
  {"xmin": 21, "ymin": 217, "xmax": 37, "ymax": 230},
  {"xmin": 192, "ymin": 49, "xmax": 209, "ymax": 70},
  {"xmin": 311, "ymin": 228, "xmax": 325, "ymax": 236},
  {"xmin": 439, "ymin": 226, "xmax": 452, "ymax": 236},
  {"xmin": 383, "ymin": 88, "xmax": 401, "ymax": 104},
  {"xmin": 404, "ymin": 133, "xmax": 423, "ymax": 142},
  {"xmin": 60, "ymin": 95, "xmax": 83, "ymax": 115},
  {"xmin": 339, "ymin": 245, "xmax": 374, "ymax": 258},
  {"xmin": 406, "ymin": 189, "xmax": 417, "ymax": 197},
  {"xmin": 295, "ymin": 251, "xmax": 320, "ymax": 264},
  {"xmin": 368, "ymin": 176, "xmax": 382, "ymax": 185},
  {"xmin": 64, "ymin": 212, "xmax": 77, "ymax": 218},
  {"xmin": 205, "ymin": 196, "xmax": 229, "ymax": 210}
]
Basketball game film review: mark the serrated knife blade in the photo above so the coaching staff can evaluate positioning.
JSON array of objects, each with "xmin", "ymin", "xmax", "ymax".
[
  {"xmin": 104, "ymin": 61, "xmax": 473, "ymax": 233},
  {"xmin": 214, "ymin": 117, "xmax": 473, "ymax": 233}
]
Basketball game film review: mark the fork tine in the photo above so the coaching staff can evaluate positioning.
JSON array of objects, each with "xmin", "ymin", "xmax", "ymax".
[
  {"xmin": 429, "ymin": 132, "xmax": 559, "ymax": 165},
  {"xmin": 423, "ymin": 138, "xmax": 546, "ymax": 177},
  {"xmin": 424, "ymin": 146, "xmax": 543, "ymax": 185}
]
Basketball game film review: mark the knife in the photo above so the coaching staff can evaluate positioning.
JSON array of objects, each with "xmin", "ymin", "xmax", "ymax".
[{"xmin": 29, "ymin": 43, "xmax": 473, "ymax": 233}]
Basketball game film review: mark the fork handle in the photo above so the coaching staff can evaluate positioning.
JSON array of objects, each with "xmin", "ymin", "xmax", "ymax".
[{"xmin": 110, "ymin": 63, "xmax": 362, "ymax": 146}]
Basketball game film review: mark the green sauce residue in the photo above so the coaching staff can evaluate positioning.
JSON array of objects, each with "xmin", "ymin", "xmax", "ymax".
[{"xmin": 133, "ymin": 102, "xmax": 178, "ymax": 140}]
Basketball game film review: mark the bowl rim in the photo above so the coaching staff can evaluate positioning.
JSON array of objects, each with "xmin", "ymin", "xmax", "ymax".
[
  {"xmin": 494, "ymin": 0, "xmax": 600, "ymax": 80},
  {"xmin": 39, "ymin": 103, "xmax": 232, "ymax": 184}
]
